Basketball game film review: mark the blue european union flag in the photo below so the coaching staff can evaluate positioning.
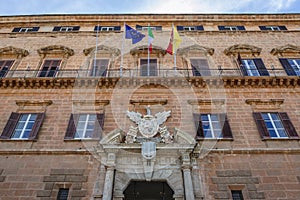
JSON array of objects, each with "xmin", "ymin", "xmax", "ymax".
[{"xmin": 125, "ymin": 25, "xmax": 145, "ymax": 44}]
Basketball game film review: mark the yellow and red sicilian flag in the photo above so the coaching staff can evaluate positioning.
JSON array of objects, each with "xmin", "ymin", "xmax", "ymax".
[
  {"xmin": 166, "ymin": 26, "xmax": 182, "ymax": 55},
  {"xmin": 148, "ymin": 26, "xmax": 154, "ymax": 53}
]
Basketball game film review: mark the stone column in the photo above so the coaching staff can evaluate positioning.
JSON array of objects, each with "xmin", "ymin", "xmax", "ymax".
[
  {"xmin": 102, "ymin": 152, "xmax": 116, "ymax": 200},
  {"xmin": 182, "ymin": 166, "xmax": 195, "ymax": 200},
  {"xmin": 102, "ymin": 166, "xmax": 115, "ymax": 200},
  {"xmin": 181, "ymin": 151, "xmax": 195, "ymax": 200}
]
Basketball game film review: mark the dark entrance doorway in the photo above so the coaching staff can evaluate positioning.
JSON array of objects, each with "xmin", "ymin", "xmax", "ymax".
[{"xmin": 124, "ymin": 181, "xmax": 174, "ymax": 200}]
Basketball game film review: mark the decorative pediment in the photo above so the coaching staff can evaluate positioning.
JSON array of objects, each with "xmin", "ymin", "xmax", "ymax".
[
  {"xmin": 177, "ymin": 44, "xmax": 214, "ymax": 56},
  {"xmin": 130, "ymin": 45, "xmax": 166, "ymax": 56},
  {"xmin": 224, "ymin": 44, "xmax": 262, "ymax": 56},
  {"xmin": 83, "ymin": 45, "xmax": 121, "ymax": 57},
  {"xmin": 37, "ymin": 45, "xmax": 74, "ymax": 58},
  {"xmin": 0, "ymin": 46, "xmax": 29, "ymax": 58},
  {"xmin": 270, "ymin": 44, "xmax": 300, "ymax": 56},
  {"xmin": 100, "ymin": 129, "xmax": 125, "ymax": 145}
]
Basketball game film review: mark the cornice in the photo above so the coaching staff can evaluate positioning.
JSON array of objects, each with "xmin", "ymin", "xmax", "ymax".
[
  {"xmin": 16, "ymin": 100, "xmax": 53, "ymax": 107},
  {"xmin": 0, "ymin": 76, "xmax": 299, "ymax": 89},
  {"xmin": 0, "ymin": 148, "xmax": 299, "ymax": 156}
]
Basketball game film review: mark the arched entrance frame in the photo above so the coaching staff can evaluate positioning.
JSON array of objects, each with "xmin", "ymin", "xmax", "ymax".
[{"xmin": 98, "ymin": 128, "xmax": 200, "ymax": 200}]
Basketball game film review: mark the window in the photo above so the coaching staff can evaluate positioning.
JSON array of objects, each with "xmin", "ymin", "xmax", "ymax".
[
  {"xmin": 65, "ymin": 113, "xmax": 105, "ymax": 139},
  {"xmin": 94, "ymin": 26, "xmax": 121, "ymax": 31},
  {"xmin": 0, "ymin": 60, "xmax": 14, "ymax": 77},
  {"xmin": 253, "ymin": 112, "xmax": 298, "ymax": 139},
  {"xmin": 231, "ymin": 190, "xmax": 244, "ymax": 200},
  {"xmin": 57, "ymin": 188, "xmax": 69, "ymax": 200},
  {"xmin": 90, "ymin": 59, "xmax": 109, "ymax": 77},
  {"xmin": 140, "ymin": 59, "xmax": 158, "ymax": 76},
  {"xmin": 12, "ymin": 27, "xmax": 39, "ymax": 33},
  {"xmin": 177, "ymin": 26, "xmax": 204, "ymax": 31},
  {"xmin": 136, "ymin": 25, "xmax": 162, "ymax": 31},
  {"xmin": 237, "ymin": 56, "xmax": 269, "ymax": 76},
  {"xmin": 193, "ymin": 113, "xmax": 233, "ymax": 139},
  {"xmin": 53, "ymin": 26, "xmax": 80, "ymax": 32},
  {"xmin": 39, "ymin": 59, "xmax": 61, "ymax": 77},
  {"xmin": 190, "ymin": 58, "xmax": 210, "ymax": 76},
  {"xmin": 0, "ymin": 112, "xmax": 45, "ymax": 140},
  {"xmin": 218, "ymin": 26, "xmax": 245, "ymax": 31},
  {"xmin": 259, "ymin": 26, "xmax": 287, "ymax": 31},
  {"xmin": 279, "ymin": 58, "xmax": 300, "ymax": 76}
]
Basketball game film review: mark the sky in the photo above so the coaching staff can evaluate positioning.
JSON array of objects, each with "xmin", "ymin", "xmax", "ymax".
[{"xmin": 0, "ymin": 0, "xmax": 299, "ymax": 16}]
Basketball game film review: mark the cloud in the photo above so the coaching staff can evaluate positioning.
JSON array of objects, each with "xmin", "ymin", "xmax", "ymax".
[
  {"xmin": 137, "ymin": 0, "xmax": 297, "ymax": 13},
  {"xmin": 0, "ymin": 0, "xmax": 298, "ymax": 15}
]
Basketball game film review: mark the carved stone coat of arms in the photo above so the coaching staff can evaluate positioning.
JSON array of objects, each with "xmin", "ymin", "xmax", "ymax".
[{"xmin": 126, "ymin": 106, "xmax": 173, "ymax": 143}]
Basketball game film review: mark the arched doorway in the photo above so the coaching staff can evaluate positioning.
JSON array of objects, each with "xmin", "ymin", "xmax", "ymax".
[{"xmin": 124, "ymin": 181, "xmax": 174, "ymax": 200}]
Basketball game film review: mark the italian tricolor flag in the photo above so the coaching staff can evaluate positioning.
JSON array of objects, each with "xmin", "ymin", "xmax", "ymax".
[{"xmin": 148, "ymin": 26, "xmax": 154, "ymax": 53}]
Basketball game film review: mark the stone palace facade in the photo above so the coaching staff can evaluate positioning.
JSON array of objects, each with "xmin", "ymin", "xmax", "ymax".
[{"xmin": 0, "ymin": 13, "xmax": 299, "ymax": 199}]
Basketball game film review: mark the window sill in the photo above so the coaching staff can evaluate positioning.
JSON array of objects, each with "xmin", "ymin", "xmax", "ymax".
[
  {"xmin": 64, "ymin": 138, "xmax": 100, "ymax": 142},
  {"xmin": 195, "ymin": 137, "xmax": 233, "ymax": 141},
  {"xmin": 0, "ymin": 139, "xmax": 36, "ymax": 142},
  {"xmin": 262, "ymin": 137, "xmax": 300, "ymax": 141}
]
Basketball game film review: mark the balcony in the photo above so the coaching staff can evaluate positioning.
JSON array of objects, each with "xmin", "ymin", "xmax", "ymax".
[{"xmin": 0, "ymin": 66, "xmax": 295, "ymax": 79}]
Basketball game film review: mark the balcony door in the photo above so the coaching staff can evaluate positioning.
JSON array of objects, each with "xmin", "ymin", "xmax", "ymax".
[{"xmin": 140, "ymin": 59, "xmax": 158, "ymax": 76}]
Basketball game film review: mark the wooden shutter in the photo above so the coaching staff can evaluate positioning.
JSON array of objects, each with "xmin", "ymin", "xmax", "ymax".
[
  {"xmin": 253, "ymin": 113, "xmax": 270, "ymax": 139},
  {"xmin": 279, "ymin": 26, "xmax": 287, "ymax": 30},
  {"xmin": 0, "ymin": 112, "xmax": 20, "ymax": 139},
  {"xmin": 193, "ymin": 113, "xmax": 204, "ymax": 138},
  {"xmin": 72, "ymin": 26, "xmax": 80, "ymax": 31},
  {"xmin": 29, "ymin": 113, "xmax": 45, "ymax": 140},
  {"xmin": 279, "ymin": 58, "xmax": 297, "ymax": 76},
  {"xmin": 196, "ymin": 26, "xmax": 204, "ymax": 31},
  {"xmin": 114, "ymin": 26, "xmax": 121, "ymax": 31},
  {"xmin": 218, "ymin": 26, "xmax": 226, "ymax": 30},
  {"xmin": 219, "ymin": 114, "xmax": 233, "ymax": 138},
  {"xmin": 254, "ymin": 58, "xmax": 269, "ymax": 76},
  {"xmin": 32, "ymin": 27, "xmax": 40, "ymax": 32},
  {"xmin": 237, "ymin": 54, "xmax": 248, "ymax": 76},
  {"xmin": 259, "ymin": 26, "xmax": 268, "ymax": 31},
  {"xmin": 12, "ymin": 27, "xmax": 21, "ymax": 32},
  {"xmin": 237, "ymin": 26, "xmax": 245, "ymax": 30},
  {"xmin": 176, "ymin": 26, "xmax": 184, "ymax": 31},
  {"xmin": 53, "ymin": 26, "xmax": 61, "ymax": 31},
  {"xmin": 190, "ymin": 58, "xmax": 210, "ymax": 76},
  {"xmin": 136, "ymin": 25, "xmax": 142, "ymax": 31},
  {"xmin": 64, "ymin": 114, "xmax": 78, "ymax": 139},
  {"xmin": 94, "ymin": 26, "xmax": 101, "ymax": 31},
  {"xmin": 93, "ymin": 113, "xmax": 105, "ymax": 138},
  {"xmin": 278, "ymin": 112, "xmax": 298, "ymax": 137}
]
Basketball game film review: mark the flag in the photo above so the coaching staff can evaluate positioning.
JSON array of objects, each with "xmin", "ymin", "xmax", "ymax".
[
  {"xmin": 148, "ymin": 26, "xmax": 154, "ymax": 53},
  {"xmin": 173, "ymin": 26, "xmax": 182, "ymax": 53},
  {"xmin": 125, "ymin": 24, "xmax": 145, "ymax": 44},
  {"xmin": 166, "ymin": 26, "xmax": 182, "ymax": 55}
]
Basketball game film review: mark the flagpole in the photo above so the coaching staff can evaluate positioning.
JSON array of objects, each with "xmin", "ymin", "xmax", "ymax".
[
  {"xmin": 147, "ymin": 23, "xmax": 150, "ymax": 76},
  {"xmin": 120, "ymin": 22, "xmax": 125, "ymax": 77},
  {"xmin": 93, "ymin": 23, "xmax": 100, "ymax": 76},
  {"xmin": 172, "ymin": 24, "xmax": 176, "ymax": 72}
]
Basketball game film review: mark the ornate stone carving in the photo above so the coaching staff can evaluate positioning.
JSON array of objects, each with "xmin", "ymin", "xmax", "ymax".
[
  {"xmin": 224, "ymin": 44, "xmax": 262, "ymax": 56},
  {"xmin": 177, "ymin": 44, "xmax": 214, "ymax": 56},
  {"xmin": 270, "ymin": 44, "xmax": 300, "ymax": 56},
  {"xmin": 37, "ymin": 45, "xmax": 74, "ymax": 58},
  {"xmin": 83, "ymin": 45, "xmax": 121, "ymax": 57},
  {"xmin": 0, "ymin": 46, "xmax": 29, "ymax": 58},
  {"xmin": 126, "ymin": 106, "xmax": 172, "ymax": 142},
  {"xmin": 130, "ymin": 45, "xmax": 167, "ymax": 56}
]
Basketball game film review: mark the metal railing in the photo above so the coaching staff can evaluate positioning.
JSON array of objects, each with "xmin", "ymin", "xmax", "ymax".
[{"xmin": 0, "ymin": 67, "xmax": 296, "ymax": 79}]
